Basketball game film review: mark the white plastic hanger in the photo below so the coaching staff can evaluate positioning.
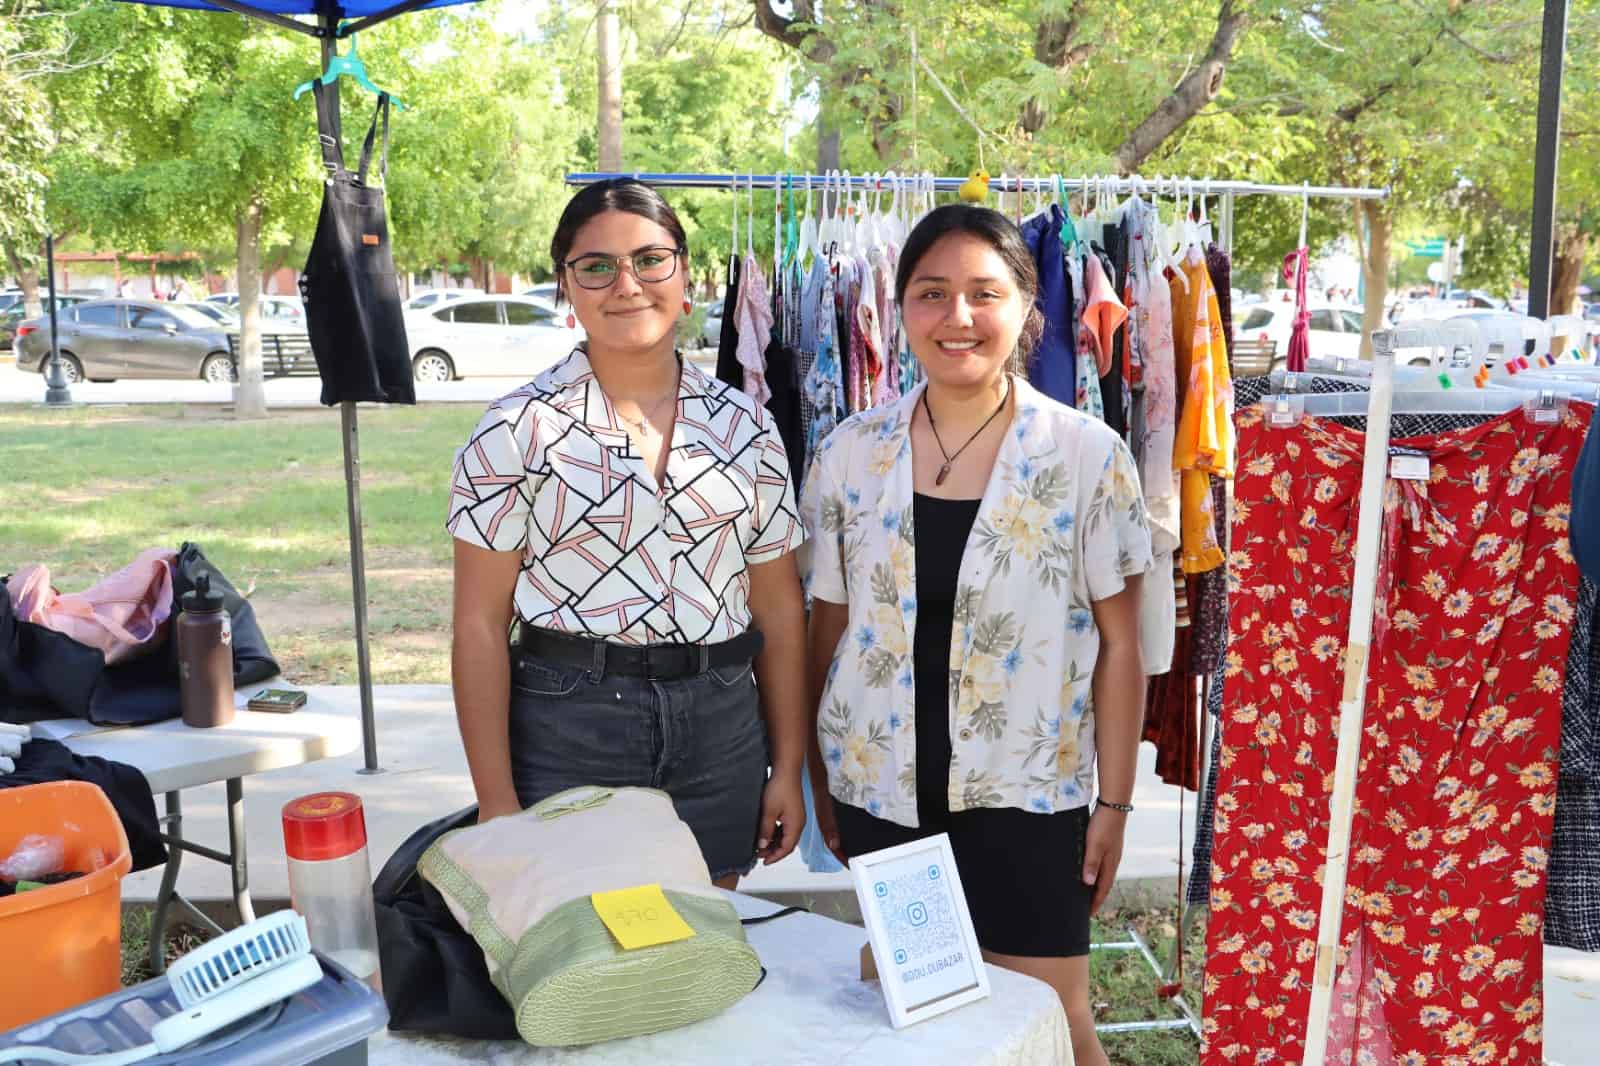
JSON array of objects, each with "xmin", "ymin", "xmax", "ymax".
[
  {"xmin": 746, "ymin": 169, "xmax": 756, "ymax": 259},
  {"xmin": 1297, "ymin": 182, "xmax": 1310, "ymax": 250},
  {"xmin": 799, "ymin": 173, "xmax": 818, "ymax": 265}
]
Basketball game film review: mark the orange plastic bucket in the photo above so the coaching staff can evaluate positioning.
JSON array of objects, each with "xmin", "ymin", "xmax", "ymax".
[{"xmin": 0, "ymin": 781, "xmax": 133, "ymax": 1030}]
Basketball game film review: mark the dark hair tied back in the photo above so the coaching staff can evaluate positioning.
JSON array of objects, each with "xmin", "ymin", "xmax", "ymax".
[
  {"xmin": 549, "ymin": 180, "xmax": 689, "ymax": 304},
  {"xmin": 894, "ymin": 203, "xmax": 1044, "ymax": 376}
]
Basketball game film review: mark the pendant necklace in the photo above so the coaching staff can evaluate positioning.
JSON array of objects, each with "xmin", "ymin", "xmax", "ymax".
[{"xmin": 922, "ymin": 377, "xmax": 1012, "ymax": 486}]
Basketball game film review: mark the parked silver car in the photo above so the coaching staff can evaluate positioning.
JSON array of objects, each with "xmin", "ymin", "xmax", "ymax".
[
  {"xmin": 14, "ymin": 299, "xmax": 235, "ymax": 383},
  {"xmin": 405, "ymin": 295, "xmax": 583, "ymax": 381}
]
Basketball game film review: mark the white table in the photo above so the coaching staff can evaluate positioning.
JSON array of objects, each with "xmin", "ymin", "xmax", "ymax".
[
  {"xmin": 371, "ymin": 892, "xmax": 1073, "ymax": 1066},
  {"xmin": 36, "ymin": 688, "xmax": 359, "ymax": 972}
]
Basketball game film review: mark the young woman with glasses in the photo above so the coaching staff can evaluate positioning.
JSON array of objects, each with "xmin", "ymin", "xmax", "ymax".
[{"xmin": 446, "ymin": 179, "xmax": 809, "ymax": 887}]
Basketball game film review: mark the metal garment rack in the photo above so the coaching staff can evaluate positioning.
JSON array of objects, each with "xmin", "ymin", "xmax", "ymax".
[
  {"xmin": 567, "ymin": 167, "xmax": 1389, "ymax": 1039},
  {"xmin": 564, "ymin": 171, "xmax": 1389, "ymax": 263}
]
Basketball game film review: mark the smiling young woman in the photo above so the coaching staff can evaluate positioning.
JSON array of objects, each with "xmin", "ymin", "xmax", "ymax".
[
  {"xmin": 445, "ymin": 180, "xmax": 810, "ymax": 892},
  {"xmin": 800, "ymin": 204, "xmax": 1154, "ymax": 1066}
]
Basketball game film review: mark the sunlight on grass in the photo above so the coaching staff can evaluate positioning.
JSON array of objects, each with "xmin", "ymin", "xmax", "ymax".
[{"xmin": 3, "ymin": 404, "xmax": 481, "ymax": 685}]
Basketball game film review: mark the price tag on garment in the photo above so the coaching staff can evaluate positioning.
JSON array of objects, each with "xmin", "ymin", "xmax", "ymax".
[
  {"xmin": 1389, "ymin": 454, "xmax": 1430, "ymax": 481},
  {"xmin": 591, "ymin": 884, "xmax": 696, "ymax": 950}
]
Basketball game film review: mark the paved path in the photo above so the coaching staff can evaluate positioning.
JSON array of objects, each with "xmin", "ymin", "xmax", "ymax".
[{"xmin": 0, "ymin": 352, "xmax": 719, "ymax": 408}]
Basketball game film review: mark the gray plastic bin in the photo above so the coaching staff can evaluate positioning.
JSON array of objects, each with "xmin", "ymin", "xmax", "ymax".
[{"xmin": 0, "ymin": 952, "xmax": 387, "ymax": 1066}]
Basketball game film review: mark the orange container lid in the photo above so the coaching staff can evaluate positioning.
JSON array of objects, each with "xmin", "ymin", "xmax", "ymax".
[{"xmin": 282, "ymin": 791, "xmax": 367, "ymax": 861}]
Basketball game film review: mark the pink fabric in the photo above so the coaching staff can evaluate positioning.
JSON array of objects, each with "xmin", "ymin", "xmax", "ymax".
[
  {"xmin": 1081, "ymin": 255, "xmax": 1128, "ymax": 377},
  {"xmin": 735, "ymin": 252, "xmax": 773, "ymax": 405},
  {"xmin": 1282, "ymin": 246, "xmax": 1310, "ymax": 372},
  {"xmin": 8, "ymin": 548, "xmax": 178, "ymax": 663}
]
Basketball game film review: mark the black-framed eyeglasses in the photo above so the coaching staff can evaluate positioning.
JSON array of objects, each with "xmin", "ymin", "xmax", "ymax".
[{"xmin": 563, "ymin": 246, "xmax": 684, "ymax": 290}]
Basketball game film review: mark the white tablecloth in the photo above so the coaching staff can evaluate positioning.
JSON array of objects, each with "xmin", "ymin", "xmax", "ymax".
[{"xmin": 370, "ymin": 892, "xmax": 1072, "ymax": 1066}]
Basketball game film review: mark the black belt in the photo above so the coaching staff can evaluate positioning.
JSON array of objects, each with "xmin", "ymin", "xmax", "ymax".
[{"xmin": 516, "ymin": 626, "xmax": 764, "ymax": 681}]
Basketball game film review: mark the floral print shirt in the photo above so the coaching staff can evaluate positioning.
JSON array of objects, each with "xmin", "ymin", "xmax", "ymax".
[{"xmin": 799, "ymin": 377, "xmax": 1155, "ymax": 826}]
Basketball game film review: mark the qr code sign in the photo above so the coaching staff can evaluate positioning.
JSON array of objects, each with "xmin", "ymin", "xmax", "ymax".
[{"xmin": 873, "ymin": 862, "xmax": 963, "ymax": 969}]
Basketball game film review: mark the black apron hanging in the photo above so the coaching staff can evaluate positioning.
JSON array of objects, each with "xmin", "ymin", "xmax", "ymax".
[{"xmin": 299, "ymin": 81, "xmax": 415, "ymax": 406}]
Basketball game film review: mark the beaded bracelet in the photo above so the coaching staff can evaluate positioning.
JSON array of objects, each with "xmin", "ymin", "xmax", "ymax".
[{"xmin": 1096, "ymin": 798, "xmax": 1135, "ymax": 814}]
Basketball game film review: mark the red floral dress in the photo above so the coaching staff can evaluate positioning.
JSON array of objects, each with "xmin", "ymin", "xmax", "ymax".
[{"xmin": 1201, "ymin": 403, "xmax": 1590, "ymax": 1066}]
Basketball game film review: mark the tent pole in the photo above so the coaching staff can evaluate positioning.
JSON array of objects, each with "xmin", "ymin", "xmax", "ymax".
[
  {"xmin": 1527, "ymin": 0, "xmax": 1568, "ymax": 320},
  {"xmin": 320, "ymin": 14, "xmax": 382, "ymax": 774}
]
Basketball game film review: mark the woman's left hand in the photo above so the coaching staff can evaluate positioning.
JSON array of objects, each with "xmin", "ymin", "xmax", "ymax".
[
  {"xmin": 757, "ymin": 771, "xmax": 805, "ymax": 864},
  {"xmin": 1082, "ymin": 805, "xmax": 1129, "ymax": 916}
]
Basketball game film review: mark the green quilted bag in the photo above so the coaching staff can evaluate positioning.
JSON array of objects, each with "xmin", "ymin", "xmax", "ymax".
[{"xmin": 418, "ymin": 786, "xmax": 762, "ymax": 1046}]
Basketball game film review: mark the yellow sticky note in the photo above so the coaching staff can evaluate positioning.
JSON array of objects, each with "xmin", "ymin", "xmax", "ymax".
[{"xmin": 591, "ymin": 884, "xmax": 696, "ymax": 950}]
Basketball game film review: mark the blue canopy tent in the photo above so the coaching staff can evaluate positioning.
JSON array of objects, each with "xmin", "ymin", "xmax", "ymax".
[
  {"xmin": 117, "ymin": 0, "xmax": 475, "ymax": 40},
  {"xmin": 99, "ymin": 0, "xmax": 484, "ymax": 771}
]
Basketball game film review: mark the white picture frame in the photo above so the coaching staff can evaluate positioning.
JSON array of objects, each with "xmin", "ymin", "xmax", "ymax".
[{"xmin": 849, "ymin": 832, "xmax": 990, "ymax": 1029}]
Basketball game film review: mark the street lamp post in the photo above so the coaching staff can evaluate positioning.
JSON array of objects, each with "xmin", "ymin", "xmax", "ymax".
[{"xmin": 42, "ymin": 232, "xmax": 72, "ymax": 406}]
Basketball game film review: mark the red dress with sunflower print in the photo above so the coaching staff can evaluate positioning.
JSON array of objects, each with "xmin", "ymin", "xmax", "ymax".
[{"xmin": 1201, "ymin": 403, "xmax": 1590, "ymax": 1066}]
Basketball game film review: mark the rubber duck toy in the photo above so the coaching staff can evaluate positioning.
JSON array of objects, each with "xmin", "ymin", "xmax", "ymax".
[{"xmin": 958, "ymin": 169, "xmax": 990, "ymax": 203}]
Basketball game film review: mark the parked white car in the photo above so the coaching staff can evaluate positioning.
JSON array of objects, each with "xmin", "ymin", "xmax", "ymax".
[
  {"xmin": 1234, "ymin": 302, "xmax": 1370, "ymax": 365},
  {"xmin": 404, "ymin": 294, "xmax": 583, "ymax": 381},
  {"xmin": 204, "ymin": 293, "xmax": 307, "ymax": 326}
]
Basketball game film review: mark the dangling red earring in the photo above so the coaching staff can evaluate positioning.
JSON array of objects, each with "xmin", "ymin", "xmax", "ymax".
[
  {"xmin": 566, "ymin": 311, "xmax": 576, "ymax": 329},
  {"xmin": 682, "ymin": 298, "xmax": 693, "ymax": 315}
]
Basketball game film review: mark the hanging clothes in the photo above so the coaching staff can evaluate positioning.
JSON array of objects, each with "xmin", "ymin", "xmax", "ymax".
[
  {"xmin": 1081, "ymin": 254, "xmax": 1127, "ymax": 378},
  {"xmin": 797, "ymin": 255, "xmax": 827, "ymax": 474},
  {"xmin": 715, "ymin": 253, "xmax": 743, "ymax": 391},
  {"xmin": 1205, "ymin": 243, "xmax": 1235, "ymax": 366},
  {"xmin": 1171, "ymin": 257, "xmax": 1234, "ymax": 575},
  {"xmin": 736, "ymin": 251, "xmax": 774, "ymax": 405},
  {"xmin": 1548, "ymin": 575, "xmax": 1600, "ymax": 951},
  {"xmin": 1201, "ymin": 403, "xmax": 1589, "ymax": 1065},
  {"xmin": 1126, "ymin": 198, "xmax": 1179, "ymax": 674},
  {"xmin": 299, "ymin": 83, "xmax": 414, "ymax": 406},
  {"xmin": 1021, "ymin": 205, "xmax": 1076, "ymax": 406},
  {"xmin": 1282, "ymin": 245, "xmax": 1311, "ymax": 373},
  {"xmin": 803, "ymin": 254, "xmax": 842, "ymax": 460},
  {"xmin": 1066, "ymin": 252, "xmax": 1106, "ymax": 419}
]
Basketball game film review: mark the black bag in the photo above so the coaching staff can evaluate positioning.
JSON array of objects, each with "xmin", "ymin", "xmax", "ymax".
[
  {"xmin": 299, "ymin": 82, "xmax": 415, "ymax": 407},
  {"xmin": 170, "ymin": 542, "xmax": 278, "ymax": 686},
  {"xmin": 373, "ymin": 805, "xmax": 520, "ymax": 1039},
  {"xmin": 88, "ymin": 542, "xmax": 280, "ymax": 726}
]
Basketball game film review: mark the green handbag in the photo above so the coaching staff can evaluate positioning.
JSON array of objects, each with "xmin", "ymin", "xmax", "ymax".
[{"xmin": 418, "ymin": 786, "xmax": 763, "ymax": 1047}]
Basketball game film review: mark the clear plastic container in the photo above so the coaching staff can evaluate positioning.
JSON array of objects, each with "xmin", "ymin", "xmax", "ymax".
[{"xmin": 281, "ymin": 793, "xmax": 380, "ymax": 986}]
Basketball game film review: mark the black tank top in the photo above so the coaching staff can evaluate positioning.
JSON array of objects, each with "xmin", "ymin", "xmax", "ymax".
[{"xmin": 912, "ymin": 492, "xmax": 982, "ymax": 821}]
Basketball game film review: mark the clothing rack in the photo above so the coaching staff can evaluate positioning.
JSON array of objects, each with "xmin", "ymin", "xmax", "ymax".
[
  {"xmin": 563, "ymin": 171, "xmax": 1388, "ymax": 200},
  {"xmin": 564, "ymin": 171, "xmax": 1387, "ymax": 267}
]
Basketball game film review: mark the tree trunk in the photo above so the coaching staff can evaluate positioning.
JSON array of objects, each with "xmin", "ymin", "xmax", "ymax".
[
  {"xmin": 3, "ymin": 242, "xmax": 41, "ymax": 318},
  {"xmin": 1355, "ymin": 199, "xmax": 1392, "ymax": 361},
  {"xmin": 1549, "ymin": 223, "xmax": 1593, "ymax": 354},
  {"xmin": 17, "ymin": 266, "xmax": 41, "ymax": 320},
  {"xmin": 235, "ymin": 195, "xmax": 268, "ymax": 420},
  {"xmin": 1112, "ymin": 0, "xmax": 1247, "ymax": 173},
  {"xmin": 596, "ymin": 0, "xmax": 623, "ymax": 171}
]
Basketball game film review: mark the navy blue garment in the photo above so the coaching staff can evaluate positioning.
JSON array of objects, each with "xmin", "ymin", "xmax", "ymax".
[
  {"xmin": 1572, "ymin": 418, "xmax": 1600, "ymax": 584},
  {"xmin": 1, "ymin": 739, "xmax": 167, "ymax": 872},
  {"xmin": 1020, "ymin": 205, "xmax": 1075, "ymax": 406}
]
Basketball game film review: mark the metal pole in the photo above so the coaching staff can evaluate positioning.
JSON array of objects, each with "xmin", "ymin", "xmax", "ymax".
[
  {"xmin": 42, "ymin": 233, "xmax": 72, "ymax": 405},
  {"xmin": 1528, "ymin": 0, "xmax": 1568, "ymax": 320},
  {"xmin": 319, "ymin": 17, "xmax": 381, "ymax": 773}
]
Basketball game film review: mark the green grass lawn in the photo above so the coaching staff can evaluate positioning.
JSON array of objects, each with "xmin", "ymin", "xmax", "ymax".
[{"xmin": 3, "ymin": 402, "xmax": 483, "ymax": 684}]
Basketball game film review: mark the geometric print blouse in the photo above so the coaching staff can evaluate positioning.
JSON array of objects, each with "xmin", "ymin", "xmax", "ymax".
[{"xmin": 447, "ymin": 347, "xmax": 806, "ymax": 644}]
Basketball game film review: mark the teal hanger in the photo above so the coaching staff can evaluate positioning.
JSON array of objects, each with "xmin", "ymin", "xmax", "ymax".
[
  {"xmin": 1056, "ymin": 175, "xmax": 1077, "ymax": 247},
  {"xmin": 293, "ymin": 31, "xmax": 407, "ymax": 110},
  {"xmin": 782, "ymin": 173, "xmax": 800, "ymax": 271}
]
